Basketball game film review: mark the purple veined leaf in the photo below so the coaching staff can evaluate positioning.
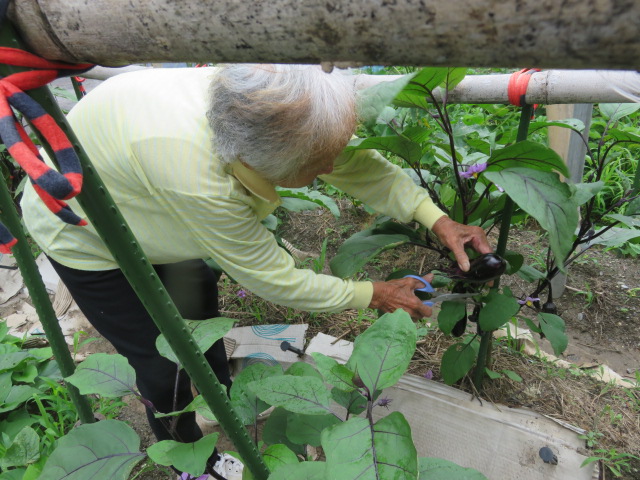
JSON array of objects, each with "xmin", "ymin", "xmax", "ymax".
[
  {"xmin": 347, "ymin": 310, "xmax": 417, "ymax": 392},
  {"xmin": 266, "ymin": 461, "xmax": 327, "ymax": 479},
  {"xmin": 260, "ymin": 443, "xmax": 301, "ymax": 476},
  {"xmin": 321, "ymin": 412, "xmax": 418, "ymax": 480},
  {"xmin": 65, "ymin": 352, "xmax": 137, "ymax": 398},
  {"xmin": 38, "ymin": 420, "xmax": 144, "ymax": 480},
  {"xmin": 485, "ymin": 141, "xmax": 570, "ymax": 178},
  {"xmin": 230, "ymin": 363, "xmax": 282, "ymax": 425},
  {"xmin": 249, "ymin": 375, "xmax": 333, "ymax": 415},
  {"xmin": 484, "ymin": 167, "xmax": 579, "ymax": 268}
]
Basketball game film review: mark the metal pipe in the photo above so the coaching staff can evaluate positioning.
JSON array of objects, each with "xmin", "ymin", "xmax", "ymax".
[{"xmin": 8, "ymin": 0, "xmax": 640, "ymax": 69}]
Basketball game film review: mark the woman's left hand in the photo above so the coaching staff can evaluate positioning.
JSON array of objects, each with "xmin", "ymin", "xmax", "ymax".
[{"xmin": 431, "ymin": 216, "xmax": 493, "ymax": 272}]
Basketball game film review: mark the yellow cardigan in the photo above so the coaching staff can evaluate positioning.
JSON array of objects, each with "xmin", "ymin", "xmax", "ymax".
[{"xmin": 22, "ymin": 67, "xmax": 445, "ymax": 313}]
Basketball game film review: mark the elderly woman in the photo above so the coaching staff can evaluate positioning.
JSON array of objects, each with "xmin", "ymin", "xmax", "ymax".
[{"xmin": 22, "ymin": 64, "xmax": 491, "ymax": 479}]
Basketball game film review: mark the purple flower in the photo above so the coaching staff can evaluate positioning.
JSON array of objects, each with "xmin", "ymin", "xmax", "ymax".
[
  {"xmin": 459, "ymin": 162, "xmax": 488, "ymax": 179},
  {"xmin": 376, "ymin": 397, "xmax": 393, "ymax": 409},
  {"xmin": 237, "ymin": 289, "xmax": 247, "ymax": 298},
  {"xmin": 423, "ymin": 369, "xmax": 434, "ymax": 380},
  {"xmin": 518, "ymin": 296, "xmax": 540, "ymax": 307}
]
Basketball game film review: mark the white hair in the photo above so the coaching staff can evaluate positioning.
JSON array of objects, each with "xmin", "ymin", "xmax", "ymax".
[{"xmin": 207, "ymin": 64, "xmax": 357, "ymax": 184}]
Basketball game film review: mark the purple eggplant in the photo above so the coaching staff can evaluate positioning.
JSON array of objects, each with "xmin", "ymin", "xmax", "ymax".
[{"xmin": 464, "ymin": 253, "xmax": 507, "ymax": 283}]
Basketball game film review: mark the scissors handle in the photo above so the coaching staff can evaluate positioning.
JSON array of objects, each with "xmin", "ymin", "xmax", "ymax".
[{"xmin": 403, "ymin": 275, "xmax": 436, "ymax": 306}]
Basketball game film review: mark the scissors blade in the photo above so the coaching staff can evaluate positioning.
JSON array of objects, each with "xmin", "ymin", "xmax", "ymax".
[{"xmin": 427, "ymin": 293, "xmax": 476, "ymax": 304}]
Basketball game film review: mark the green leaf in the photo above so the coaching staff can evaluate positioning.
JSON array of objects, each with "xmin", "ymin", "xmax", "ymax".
[
  {"xmin": 484, "ymin": 368, "xmax": 502, "ymax": 380},
  {"xmin": 0, "ymin": 352, "xmax": 33, "ymax": 372},
  {"xmin": 0, "ymin": 427, "xmax": 40, "ymax": 468},
  {"xmin": 357, "ymin": 74, "xmax": 415, "ymax": 126},
  {"xmin": 279, "ymin": 197, "xmax": 323, "ymax": 213},
  {"xmin": 12, "ymin": 364, "xmax": 38, "ymax": 384},
  {"xmin": 286, "ymin": 414, "xmax": 341, "ymax": 447},
  {"xmin": 589, "ymin": 226, "xmax": 640, "ymax": 247},
  {"xmin": 574, "ymin": 181, "xmax": 605, "ymax": 205},
  {"xmin": 418, "ymin": 457, "xmax": 488, "ymax": 479},
  {"xmin": 322, "ymin": 412, "xmax": 418, "ymax": 480},
  {"xmin": 310, "ymin": 352, "xmax": 356, "ymax": 391},
  {"xmin": 156, "ymin": 317, "xmax": 235, "ymax": 365},
  {"xmin": 606, "ymin": 128, "xmax": 640, "ymax": 144},
  {"xmin": 599, "ymin": 103, "xmax": 640, "ymax": 122},
  {"xmin": 330, "ymin": 233, "xmax": 409, "ymax": 278},
  {"xmin": 38, "ymin": 420, "xmax": 144, "ymax": 480},
  {"xmin": 285, "ymin": 362, "xmax": 323, "ymax": 380},
  {"xmin": 261, "ymin": 408, "xmax": 305, "ymax": 455},
  {"xmin": 485, "ymin": 141, "xmax": 570, "ymax": 177},
  {"xmin": 347, "ymin": 310, "xmax": 417, "ymax": 392},
  {"xmin": 538, "ymin": 313, "xmax": 568, "ymax": 356},
  {"xmin": 394, "ymin": 67, "xmax": 464, "ymax": 110},
  {"xmin": 250, "ymin": 376, "xmax": 332, "ymax": 415},
  {"xmin": 484, "ymin": 168, "xmax": 579, "ymax": 265},
  {"xmin": 478, "ymin": 292, "xmax": 520, "ymax": 331},
  {"xmin": 502, "ymin": 370, "xmax": 523, "ymax": 382},
  {"xmin": 147, "ymin": 433, "xmax": 218, "ymax": 476},
  {"xmin": 503, "ymin": 250, "xmax": 524, "ymax": 274},
  {"xmin": 529, "ymin": 118, "xmax": 586, "ymax": 133},
  {"xmin": 605, "ymin": 214, "xmax": 640, "ymax": 228},
  {"xmin": 440, "ymin": 341, "xmax": 478, "ymax": 385},
  {"xmin": 230, "ymin": 363, "xmax": 283, "ymax": 425},
  {"xmin": 267, "ymin": 461, "xmax": 326, "ymax": 480},
  {"xmin": 262, "ymin": 444, "xmax": 299, "ymax": 476},
  {"xmin": 65, "ymin": 353, "xmax": 136, "ymax": 397},
  {"xmin": 345, "ymin": 136, "xmax": 422, "ymax": 165},
  {"xmin": 438, "ymin": 302, "xmax": 467, "ymax": 335},
  {"xmin": 277, "ymin": 187, "xmax": 340, "ymax": 218},
  {"xmin": 154, "ymin": 395, "xmax": 216, "ymax": 422},
  {"xmin": 331, "ymin": 388, "xmax": 367, "ymax": 415},
  {"xmin": 516, "ymin": 264, "xmax": 546, "ymax": 283},
  {"xmin": 0, "ymin": 385, "xmax": 40, "ymax": 413}
]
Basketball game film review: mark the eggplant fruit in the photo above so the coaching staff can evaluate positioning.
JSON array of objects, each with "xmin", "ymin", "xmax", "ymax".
[{"xmin": 464, "ymin": 253, "xmax": 507, "ymax": 283}]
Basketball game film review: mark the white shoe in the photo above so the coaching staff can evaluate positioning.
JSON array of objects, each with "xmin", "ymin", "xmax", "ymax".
[{"xmin": 213, "ymin": 453, "xmax": 244, "ymax": 480}]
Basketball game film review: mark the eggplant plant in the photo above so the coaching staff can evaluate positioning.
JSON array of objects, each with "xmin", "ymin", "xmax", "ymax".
[
  {"xmin": 35, "ymin": 311, "xmax": 487, "ymax": 480},
  {"xmin": 330, "ymin": 67, "xmax": 640, "ymax": 391}
]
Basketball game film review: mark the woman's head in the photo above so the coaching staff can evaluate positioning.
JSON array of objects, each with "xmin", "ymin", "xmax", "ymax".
[{"xmin": 208, "ymin": 64, "xmax": 356, "ymax": 186}]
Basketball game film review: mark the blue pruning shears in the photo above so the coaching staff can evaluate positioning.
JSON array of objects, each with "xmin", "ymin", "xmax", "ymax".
[{"xmin": 404, "ymin": 275, "xmax": 476, "ymax": 307}]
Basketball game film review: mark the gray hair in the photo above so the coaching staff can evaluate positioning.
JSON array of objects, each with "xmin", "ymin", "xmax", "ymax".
[{"xmin": 207, "ymin": 64, "xmax": 357, "ymax": 184}]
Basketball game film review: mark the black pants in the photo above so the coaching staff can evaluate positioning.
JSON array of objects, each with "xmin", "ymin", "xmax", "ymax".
[{"xmin": 49, "ymin": 257, "xmax": 232, "ymax": 444}]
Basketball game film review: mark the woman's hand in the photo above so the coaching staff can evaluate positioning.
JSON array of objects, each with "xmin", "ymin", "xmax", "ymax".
[
  {"xmin": 369, "ymin": 274, "xmax": 434, "ymax": 320},
  {"xmin": 431, "ymin": 216, "xmax": 493, "ymax": 272}
]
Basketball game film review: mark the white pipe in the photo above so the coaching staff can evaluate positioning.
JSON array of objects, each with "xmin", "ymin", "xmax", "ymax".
[
  {"xmin": 82, "ymin": 66, "xmax": 640, "ymax": 104},
  {"xmin": 355, "ymin": 70, "xmax": 640, "ymax": 104}
]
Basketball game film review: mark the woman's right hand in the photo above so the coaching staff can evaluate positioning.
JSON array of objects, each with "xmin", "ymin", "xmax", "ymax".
[{"xmin": 369, "ymin": 274, "xmax": 434, "ymax": 320}]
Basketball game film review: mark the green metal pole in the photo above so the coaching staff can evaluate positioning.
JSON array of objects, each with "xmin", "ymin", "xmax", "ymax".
[
  {"xmin": 473, "ymin": 104, "xmax": 533, "ymax": 393},
  {"xmin": 0, "ymin": 181, "xmax": 96, "ymax": 424},
  {"xmin": 0, "ymin": 23, "xmax": 269, "ymax": 480}
]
